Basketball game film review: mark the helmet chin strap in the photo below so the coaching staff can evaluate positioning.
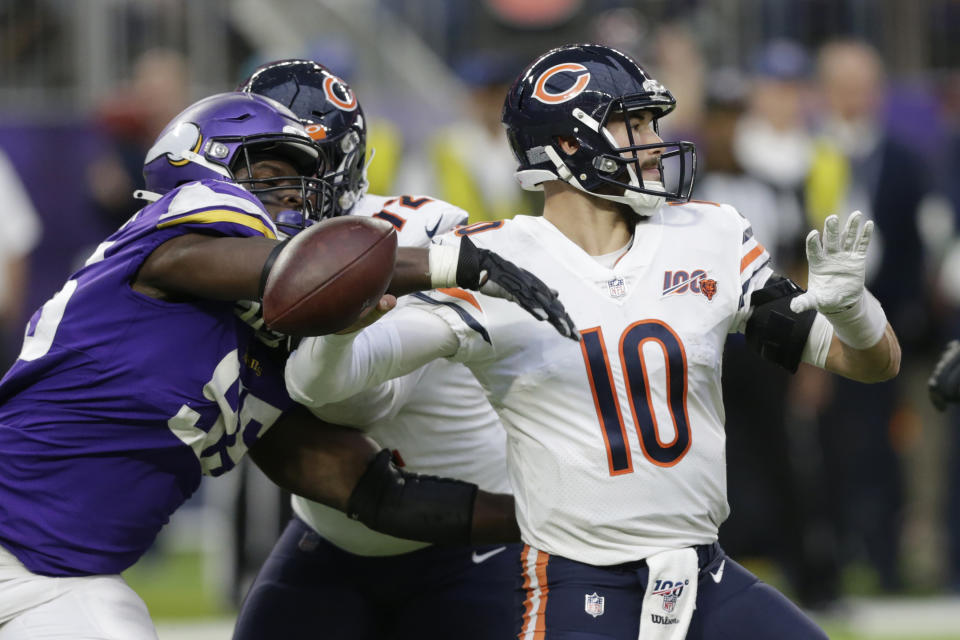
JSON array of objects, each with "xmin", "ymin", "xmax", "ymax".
[
  {"xmin": 133, "ymin": 189, "xmax": 163, "ymax": 203},
  {"xmin": 542, "ymin": 145, "xmax": 665, "ymax": 216}
]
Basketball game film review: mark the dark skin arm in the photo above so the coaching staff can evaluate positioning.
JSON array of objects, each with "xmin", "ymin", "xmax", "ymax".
[
  {"xmin": 133, "ymin": 233, "xmax": 432, "ymax": 302},
  {"xmin": 133, "ymin": 156, "xmax": 433, "ymax": 302},
  {"xmin": 249, "ymin": 405, "xmax": 521, "ymax": 543},
  {"xmin": 248, "ymin": 405, "xmax": 376, "ymax": 510}
]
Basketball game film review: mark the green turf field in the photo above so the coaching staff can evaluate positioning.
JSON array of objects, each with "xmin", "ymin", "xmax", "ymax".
[{"xmin": 124, "ymin": 550, "xmax": 229, "ymax": 620}]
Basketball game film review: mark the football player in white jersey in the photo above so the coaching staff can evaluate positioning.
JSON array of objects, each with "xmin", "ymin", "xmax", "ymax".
[
  {"xmin": 286, "ymin": 44, "xmax": 901, "ymax": 640},
  {"xmin": 232, "ymin": 60, "xmax": 522, "ymax": 640}
]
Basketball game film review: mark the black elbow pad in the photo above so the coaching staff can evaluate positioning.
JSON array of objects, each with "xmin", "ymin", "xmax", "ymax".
[
  {"xmin": 346, "ymin": 449, "xmax": 478, "ymax": 545},
  {"xmin": 745, "ymin": 276, "xmax": 817, "ymax": 373}
]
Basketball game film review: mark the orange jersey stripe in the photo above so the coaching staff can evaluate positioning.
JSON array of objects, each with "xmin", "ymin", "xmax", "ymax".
[
  {"xmin": 739, "ymin": 243, "xmax": 766, "ymax": 274},
  {"xmin": 518, "ymin": 546, "xmax": 550, "ymax": 639},
  {"xmin": 519, "ymin": 545, "xmax": 535, "ymax": 639},
  {"xmin": 436, "ymin": 287, "xmax": 482, "ymax": 311},
  {"xmin": 534, "ymin": 549, "xmax": 549, "ymax": 637}
]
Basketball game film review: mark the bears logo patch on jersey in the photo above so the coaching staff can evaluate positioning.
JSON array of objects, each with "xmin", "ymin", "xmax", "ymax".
[{"xmin": 700, "ymin": 278, "xmax": 717, "ymax": 301}]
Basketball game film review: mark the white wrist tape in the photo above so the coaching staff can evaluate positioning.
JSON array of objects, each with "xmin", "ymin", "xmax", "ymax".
[
  {"xmin": 823, "ymin": 289, "xmax": 887, "ymax": 349},
  {"xmin": 428, "ymin": 244, "xmax": 459, "ymax": 288}
]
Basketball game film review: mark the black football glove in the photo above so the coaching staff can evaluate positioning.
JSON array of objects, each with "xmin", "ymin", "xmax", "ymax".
[
  {"xmin": 455, "ymin": 236, "xmax": 578, "ymax": 341},
  {"xmin": 930, "ymin": 340, "xmax": 960, "ymax": 411}
]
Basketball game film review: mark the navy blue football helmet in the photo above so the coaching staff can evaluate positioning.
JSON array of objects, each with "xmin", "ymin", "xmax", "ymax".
[
  {"xmin": 238, "ymin": 59, "xmax": 367, "ymax": 220},
  {"xmin": 501, "ymin": 43, "xmax": 696, "ymax": 214}
]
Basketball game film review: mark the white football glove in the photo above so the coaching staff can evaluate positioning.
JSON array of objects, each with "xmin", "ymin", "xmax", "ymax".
[
  {"xmin": 791, "ymin": 211, "xmax": 887, "ymax": 349},
  {"xmin": 790, "ymin": 211, "xmax": 872, "ymax": 315}
]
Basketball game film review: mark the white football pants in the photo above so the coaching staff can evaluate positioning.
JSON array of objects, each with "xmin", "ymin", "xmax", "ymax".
[{"xmin": 0, "ymin": 544, "xmax": 158, "ymax": 639}]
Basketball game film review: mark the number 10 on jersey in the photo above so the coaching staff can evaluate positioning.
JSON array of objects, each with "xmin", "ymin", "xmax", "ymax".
[{"xmin": 580, "ymin": 320, "xmax": 691, "ymax": 475}]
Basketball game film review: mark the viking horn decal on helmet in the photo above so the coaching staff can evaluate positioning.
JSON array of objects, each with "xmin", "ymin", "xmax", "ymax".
[{"xmin": 532, "ymin": 63, "xmax": 591, "ymax": 104}]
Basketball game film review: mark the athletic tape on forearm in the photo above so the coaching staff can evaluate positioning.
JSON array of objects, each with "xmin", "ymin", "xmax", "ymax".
[
  {"xmin": 823, "ymin": 289, "xmax": 887, "ymax": 350},
  {"xmin": 428, "ymin": 244, "xmax": 460, "ymax": 288}
]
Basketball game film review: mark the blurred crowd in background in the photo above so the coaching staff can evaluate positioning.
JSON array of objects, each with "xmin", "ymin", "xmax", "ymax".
[{"xmin": 2, "ymin": 0, "xmax": 960, "ymax": 615}]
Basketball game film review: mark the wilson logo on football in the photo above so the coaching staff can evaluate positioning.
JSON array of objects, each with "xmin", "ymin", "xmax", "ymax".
[
  {"xmin": 323, "ymin": 75, "xmax": 357, "ymax": 111},
  {"xmin": 532, "ymin": 63, "xmax": 591, "ymax": 104}
]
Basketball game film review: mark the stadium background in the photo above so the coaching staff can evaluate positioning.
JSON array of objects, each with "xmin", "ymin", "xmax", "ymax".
[{"xmin": 1, "ymin": 0, "xmax": 960, "ymax": 638}]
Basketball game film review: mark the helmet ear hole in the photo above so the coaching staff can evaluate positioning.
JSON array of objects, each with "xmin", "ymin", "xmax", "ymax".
[{"xmin": 555, "ymin": 136, "xmax": 580, "ymax": 155}]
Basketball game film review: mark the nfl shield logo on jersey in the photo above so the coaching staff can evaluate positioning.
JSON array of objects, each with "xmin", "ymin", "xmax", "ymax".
[
  {"xmin": 607, "ymin": 277, "xmax": 626, "ymax": 299},
  {"xmin": 585, "ymin": 592, "xmax": 605, "ymax": 617}
]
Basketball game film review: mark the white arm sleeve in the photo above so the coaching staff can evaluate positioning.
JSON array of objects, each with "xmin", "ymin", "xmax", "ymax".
[
  {"xmin": 285, "ymin": 305, "xmax": 460, "ymax": 409},
  {"xmin": 306, "ymin": 365, "xmax": 429, "ymax": 428},
  {"xmin": 801, "ymin": 313, "xmax": 834, "ymax": 368}
]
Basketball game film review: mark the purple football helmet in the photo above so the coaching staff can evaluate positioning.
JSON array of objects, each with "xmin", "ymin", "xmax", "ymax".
[{"xmin": 142, "ymin": 92, "xmax": 329, "ymax": 229}]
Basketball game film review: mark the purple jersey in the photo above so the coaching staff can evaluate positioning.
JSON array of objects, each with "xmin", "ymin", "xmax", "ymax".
[{"xmin": 0, "ymin": 180, "xmax": 295, "ymax": 577}]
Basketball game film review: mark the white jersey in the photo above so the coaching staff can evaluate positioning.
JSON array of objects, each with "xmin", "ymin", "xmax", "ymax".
[
  {"xmin": 403, "ymin": 203, "xmax": 774, "ymax": 565},
  {"xmin": 286, "ymin": 193, "xmax": 511, "ymax": 556}
]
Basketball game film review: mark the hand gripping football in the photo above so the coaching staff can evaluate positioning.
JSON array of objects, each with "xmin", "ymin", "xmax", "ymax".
[{"xmin": 261, "ymin": 216, "xmax": 397, "ymax": 336}]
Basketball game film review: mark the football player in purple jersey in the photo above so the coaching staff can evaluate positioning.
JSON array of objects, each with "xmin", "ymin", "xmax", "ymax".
[{"xmin": 0, "ymin": 91, "xmax": 571, "ymax": 639}]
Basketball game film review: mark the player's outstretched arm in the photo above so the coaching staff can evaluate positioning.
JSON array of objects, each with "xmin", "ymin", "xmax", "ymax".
[
  {"xmin": 287, "ymin": 305, "xmax": 460, "ymax": 407},
  {"xmin": 135, "ymin": 233, "xmax": 278, "ymax": 302},
  {"xmin": 249, "ymin": 406, "xmax": 520, "ymax": 544},
  {"xmin": 138, "ymin": 227, "xmax": 575, "ymax": 340},
  {"xmin": 790, "ymin": 211, "xmax": 900, "ymax": 382},
  {"xmin": 390, "ymin": 239, "xmax": 578, "ymax": 341},
  {"xmin": 930, "ymin": 340, "xmax": 960, "ymax": 410}
]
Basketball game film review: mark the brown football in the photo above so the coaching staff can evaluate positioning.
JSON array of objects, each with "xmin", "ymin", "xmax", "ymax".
[{"xmin": 261, "ymin": 216, "xmax": 397, "ymax": 336}]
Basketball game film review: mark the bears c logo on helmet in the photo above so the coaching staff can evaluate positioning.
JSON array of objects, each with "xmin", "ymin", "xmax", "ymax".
[
  {"xmin": 323, "ymin": 75, "xmax": 357, "ymax": 111},
  {"xmin": 532, "ymin": 63, "xmax": 591, "ymax": 104}
]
